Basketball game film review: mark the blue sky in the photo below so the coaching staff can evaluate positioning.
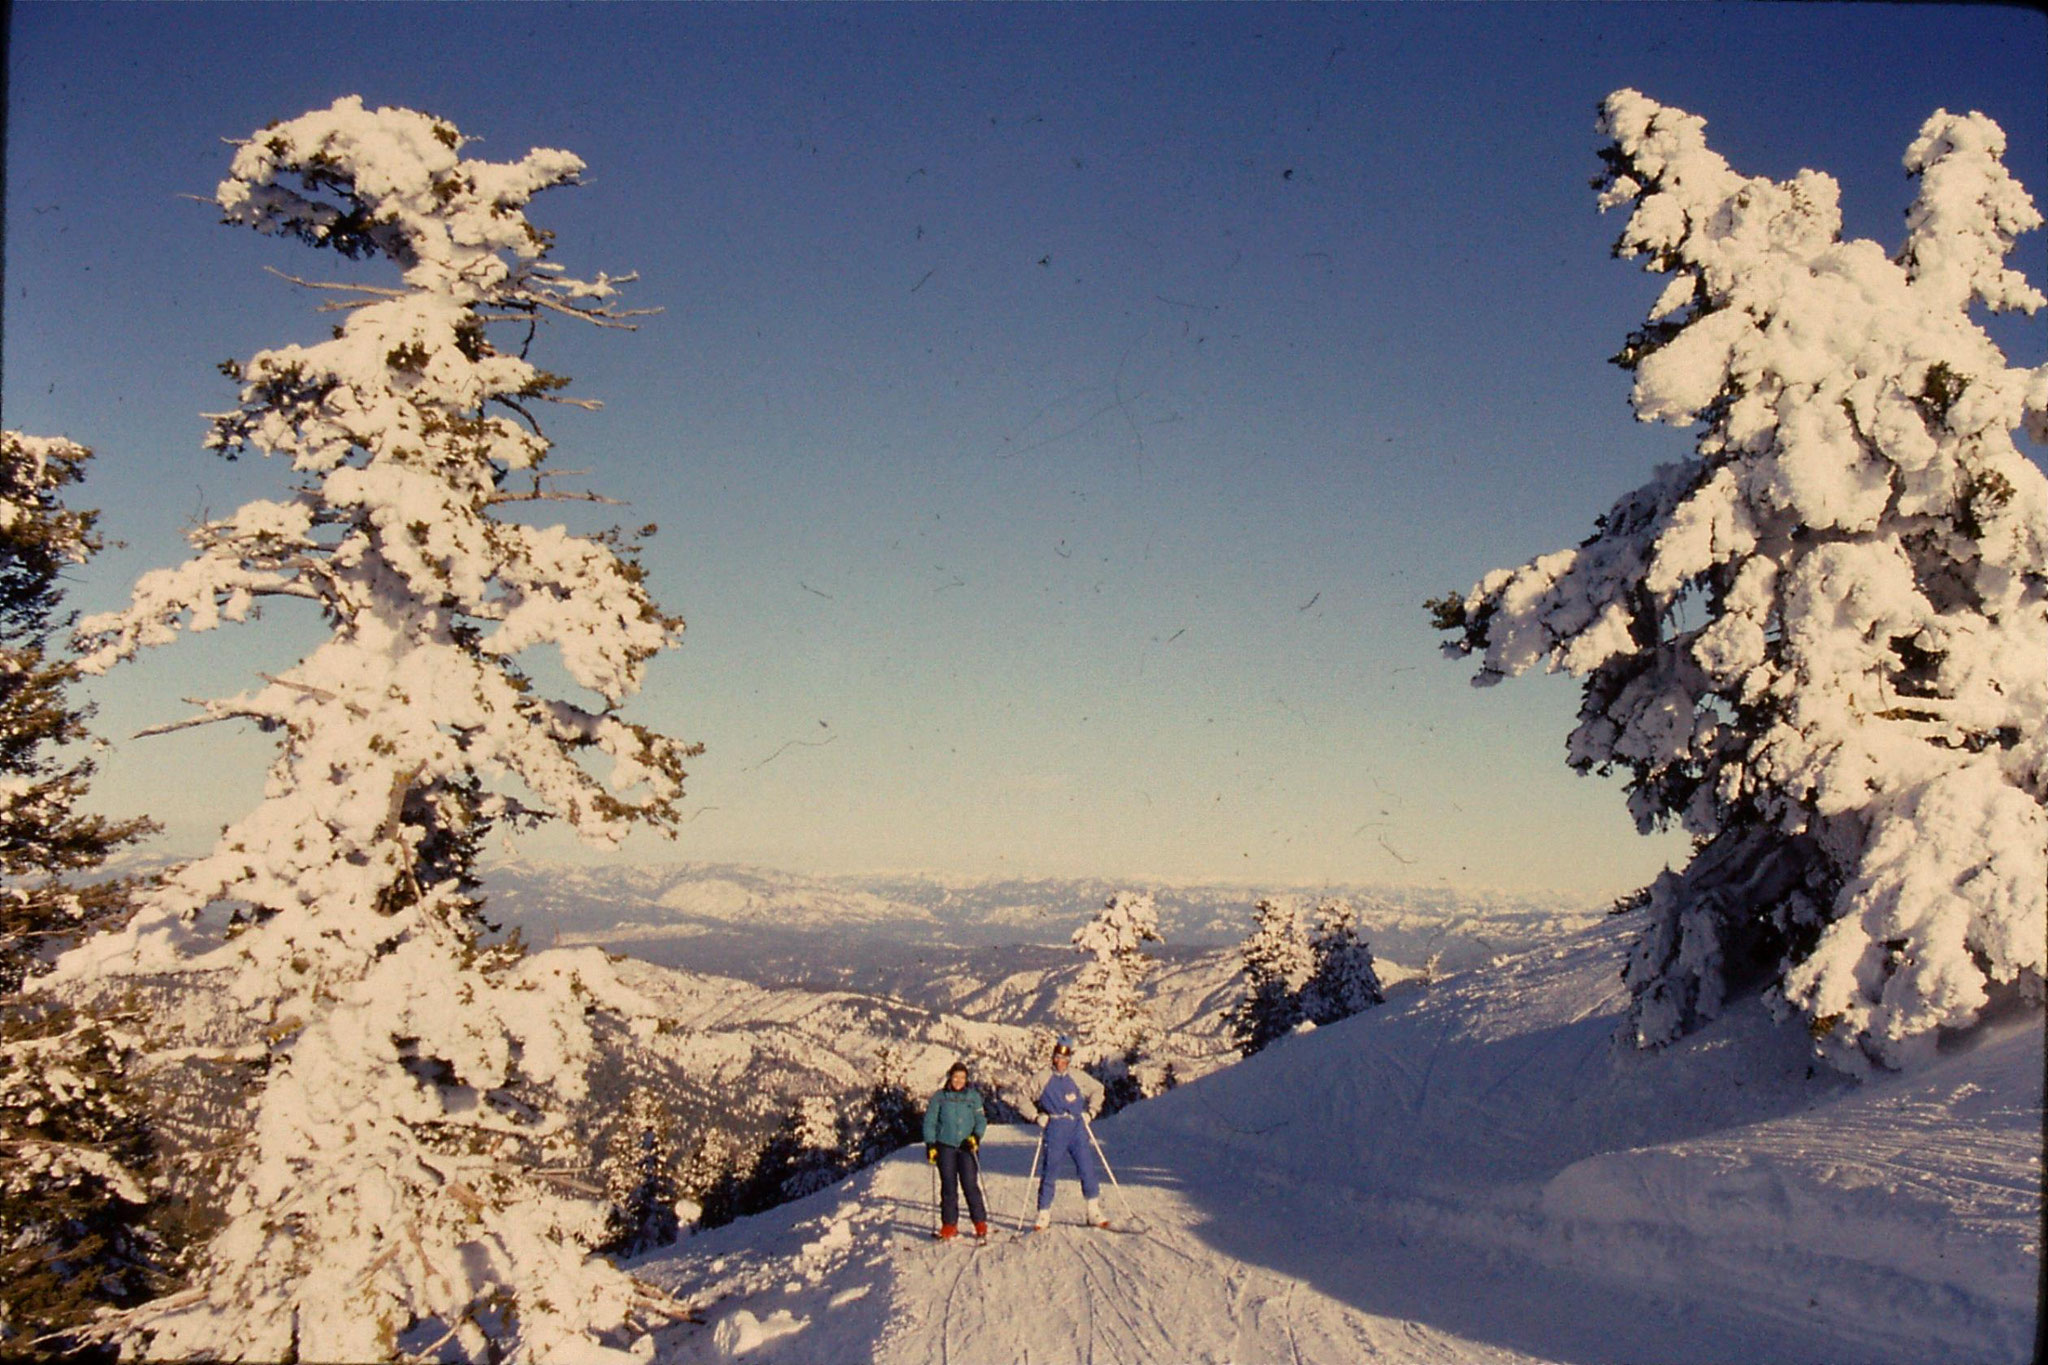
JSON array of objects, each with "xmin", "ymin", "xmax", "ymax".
[{"xmin": 6, "ymin": 3, "xmax": 2045, "ymax": 899}]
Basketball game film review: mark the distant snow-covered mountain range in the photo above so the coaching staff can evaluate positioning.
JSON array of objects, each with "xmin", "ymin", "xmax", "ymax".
[{"xmin": 478, "ymin": 858, "xmax": 1604, "ymax": 978}]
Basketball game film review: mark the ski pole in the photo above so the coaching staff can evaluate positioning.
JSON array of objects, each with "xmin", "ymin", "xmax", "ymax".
[
  {"xmin": 1010, "ymin": 1129, "xmax": 1045, "ymax": 1233},
  {"xmin": 1082, "ymin": 1116, "xmax": 1142, "ymax": 1230},
  {"xmin": 929, "ymin": 1151, "xmax": 941, "ymax": 1235},
  {"xmin": 966, "ymin": 1141, "xmax": 993, "ymax": 1234}
]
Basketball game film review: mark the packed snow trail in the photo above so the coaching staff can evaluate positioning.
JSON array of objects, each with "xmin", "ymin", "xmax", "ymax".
[
  {"xmin": 649, "ymin": 1127, "xmax": 1548, "ymax": 1364},
  {"xmin": 637, "ymin": 920, "xmax": 2039, "ymax": 1364}
]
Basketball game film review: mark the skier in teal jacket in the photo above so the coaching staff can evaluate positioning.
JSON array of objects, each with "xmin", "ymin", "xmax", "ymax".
[{"xmin": 922, "ymin": 1060, "xmax": 989, "ymax": 1240}]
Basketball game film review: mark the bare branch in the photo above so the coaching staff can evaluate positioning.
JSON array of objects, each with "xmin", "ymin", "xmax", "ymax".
[
  {"xmin": 256, "ymin": 672, "xmax": 372, "ymax": 718},
  {"xmin": 492, "ymin": 393, "xmax": 547, "ymax": 439},
  {"xmin": 525, "ymin": 292, "xmax": 651, "ymax": 331},
  {"xmin": 134, "ymin": 705, "xmax": 243, "ymax": 739},
  {"xmin": 308, "ymin": 297, "xmax": 387, "ymax": 315},
  {"xmin": 377, "ymin": 761, "xmax": 428, "ymax": 846},
  {"xmin": 487, "ymin": 490, "xmax": 626, "ymax": 507},
  {"xmin": 629, "ymin": 1283, "xmax": 704, "ymax": 1323},
  {"xmin": 263, "ymin": 267, "xmax": 409, "ymax": 298}
]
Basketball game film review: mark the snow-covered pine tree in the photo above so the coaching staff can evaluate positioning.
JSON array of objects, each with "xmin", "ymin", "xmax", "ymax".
[
  {"xmin": 1432, "ymin": 91, "xmax": 2047, "ymax": 1071},
  {"xmin": 598, "ymin": 1088, "xmax": 682, "ymax": 1259},
  {"xmin": 676, "ymin": 1129, "xmax": 746, "ymax": 1231},
  {"xmin": 1300, "ymin": 897, "xmax": 1385, "ymax": 1026},
  {"xmin": 1224, "ymin": 896, "xmax": 1314, "ymax": 1057},
  {"xmin": 0, "ymin": 432, "xmax": 162, "ymax": 1358},
  {"xmin": 50, "ymin": 100, "xmax": 700, "ymax": 1360},
  {"xmin": 1063, "ymin": 891, "xmax": 1163, "ymax": 1107},
  {"xmin": 0, "ymin": 434, "xmax": 156, "ymax": 996},
  {"xmin": 844, "ymin": 1045, "xmax": 921, "ymax": 1168},
  {"xmin": 742, "ymin": 1095, "xmax": 844, "ymax": 1212}
]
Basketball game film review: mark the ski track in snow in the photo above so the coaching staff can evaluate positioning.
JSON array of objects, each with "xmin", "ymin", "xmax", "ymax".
[
  {"xmin": 649, "ymin": 1127, "xmax": 1539, "ymax": 1365},
  {"xmin": 636, "ymin": 920, "xmax": 2040, "ymax": 1365}
]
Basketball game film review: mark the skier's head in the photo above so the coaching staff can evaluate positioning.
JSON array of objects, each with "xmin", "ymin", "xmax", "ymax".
[
  {"xmin": 946, "ymin": 1061, "xmax": 969, "ymax": 1089},
  {"xmin": 1051, "ymin": 1036, "xmax": 1074, "ymax": 1067}
]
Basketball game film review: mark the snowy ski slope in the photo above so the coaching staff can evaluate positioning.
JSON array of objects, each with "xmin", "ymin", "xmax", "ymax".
[{"xmin": 635, "ymin": 917, "xmax": 2041, "ymax": 1364}]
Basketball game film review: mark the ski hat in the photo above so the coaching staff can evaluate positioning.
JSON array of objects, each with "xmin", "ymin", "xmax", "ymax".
[{"xmin": 1052, "ymin": 1035, "xmax": 1075, "ymax": 1056}]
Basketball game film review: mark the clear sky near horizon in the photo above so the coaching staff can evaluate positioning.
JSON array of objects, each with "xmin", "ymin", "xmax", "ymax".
[{"xmin": 5, "ymin": 3, "xmax": 2045, "ymax": 901}]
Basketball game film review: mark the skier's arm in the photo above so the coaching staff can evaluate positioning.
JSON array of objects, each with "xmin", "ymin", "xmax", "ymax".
[
  {"xmin": 1076, "ymin": 1069, "xmax": 1105, "ymax": 1116},
  {"xmin": 1023, "ymin": 1069, "xmax": 1052, "ymax": 1119},
  {"xmin": 921, "ymin": 1095, "xmax": 940, "ymax": 1146},
  {"xmin": 970, "ymin": 1092, "xmax": 987, "ymax": 1143}
]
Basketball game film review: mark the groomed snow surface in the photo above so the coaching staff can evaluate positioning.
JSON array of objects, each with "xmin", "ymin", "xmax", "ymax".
[{"xmin": 636, "ymin": 918, "xmax": 2040, "ymax": 1364}]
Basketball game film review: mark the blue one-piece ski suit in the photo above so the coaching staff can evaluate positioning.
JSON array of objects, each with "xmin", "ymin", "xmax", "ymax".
[{"xmin": 1026, "ymin": 1064, "xmax": 1104, "ymax": 1211}]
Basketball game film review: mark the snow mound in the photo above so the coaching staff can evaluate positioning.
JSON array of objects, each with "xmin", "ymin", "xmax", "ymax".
[{"xmin": 710, "ymin": 1309, "xmax": 808, "ymax": 1359}]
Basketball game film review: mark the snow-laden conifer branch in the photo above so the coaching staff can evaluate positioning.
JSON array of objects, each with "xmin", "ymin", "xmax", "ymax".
[
  {"xmin": 0, "ymin": 433, "xmax": 161, "ymax": 1352},
  {"xmin": 1437, "ymin": 91, "xmax": 2047, "ymax": 1071},
  {"xmin": 54, "ymin": 97, "xmax": 699, "ymax": 1360}
]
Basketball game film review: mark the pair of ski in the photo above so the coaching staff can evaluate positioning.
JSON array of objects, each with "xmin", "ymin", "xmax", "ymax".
[
  {"xmin": 923, "ymin": 1222, "xmax": 1128, "ymax": 1243},
  {"xmin": 928, "ymin": 1229, "xmax": 997, "ymax": 1246},
  {"xmin": 918, "ymin": 1221, "xmax": 1127, "ymax": 1248}
]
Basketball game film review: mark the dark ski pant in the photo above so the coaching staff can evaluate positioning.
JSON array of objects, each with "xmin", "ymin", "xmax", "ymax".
[
  {"xmin": 936, "ymin": 1143, "xmax": 986, "ymax": 1227},
  {"xmin": 1036, "ymin": 1118, "xmax": 1101, "ymax": 1210}
]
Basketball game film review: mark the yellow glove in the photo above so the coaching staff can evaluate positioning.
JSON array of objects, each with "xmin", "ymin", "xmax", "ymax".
[
  {"xmin": 926, "ymin": 1145, "xmax": 938, "ymax": 1164},
  {"xmin": 965, "ymin": 1135, "xmax": 979, "ymax": 1152}
]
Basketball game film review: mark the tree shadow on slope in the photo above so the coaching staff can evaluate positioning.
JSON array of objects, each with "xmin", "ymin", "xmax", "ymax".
[{"xmin": 1098, "ymin": 979, "xmax": 1941, "ymax": 1365}]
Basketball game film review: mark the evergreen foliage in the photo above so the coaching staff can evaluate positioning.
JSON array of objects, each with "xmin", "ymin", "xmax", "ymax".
[
  {"xmin": 844, "ymin": 1046, "xmax": 923, "ymax": 1169},
  {"xmin": 1226, "ymin": 896, "xmax": 1384, "ymax": 1057},
  {"xmin": 1225, "ymin": 897, "xmax": 1314, "ymax": 1057},
  {"xmin": 50, "ymin": 101, "xmax": 698, "ymax": 1360},
  {"xmin": 1063, "ymin": 892, "xmax": 1163, "ymax": 1110},
  {"xmin": 740, "ymin": 1096, "xmax": 845, "ymax": 1213},
  {"xmin": 597, "ymin": 1088, "xmax": 683, "ymax": 1260},
  {"xmin": 1301, "ymin": 898, "xmax": 1386, "ymax": 1026},
  {"xmin": 0, "ymin": 1004, "xmax": 159, "ymax": 1363},
  {"xmin": 0, "ymin": 434, "xmax": 155, "ymax": 996},
  {"xmin": 676, "ymin": 1129, "xmax": 748, "ymax": 1232},
  {"xmin": 0, "ymin": 433, "xmax": 159, "ymax": 1360},
  {"xmin": 1435, "ymin": 91, "xmax": 2048, "ymax": 1070}
]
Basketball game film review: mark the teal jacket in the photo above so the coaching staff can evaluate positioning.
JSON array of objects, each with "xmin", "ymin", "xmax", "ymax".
[{"xmin": 922, "ymin": 1085, "xmax": 988, "ymax": 1148}]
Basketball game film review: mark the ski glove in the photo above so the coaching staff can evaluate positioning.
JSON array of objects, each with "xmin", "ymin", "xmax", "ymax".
[
  {"xmin": 926, "ymin": 1145, "xmax": 939, "ymax": 1164},
  {"xmin": 964, "ymin": 1135, "xmax": 978, "ymax": 1152},
  {"xmin": 1035, "ymin": 1113, "xmax": 1049, "ymax": 1128}
]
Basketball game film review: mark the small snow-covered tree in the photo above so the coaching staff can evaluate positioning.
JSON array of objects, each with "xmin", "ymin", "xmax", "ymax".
[
  {"xmin": 51, "ymin": 100, "xmax": 699, "ymax": 1360},
  {"xmin": 1224, "ymin": 896, "xmax": 1314, "ymax": 1057},
  {"xmin": 597, "ymin": 1088, "xmax": 682, "ymax": 1259},
  {"xmin": 1432, "ymin": 91, "xmax": 2047, "ymax": 1070},
  {"xmin": 843, "ymin": 1045, "xmax": 920, "ymax": 1168},
  {"xmin": 742, "ymin": 1095, "xmax": 844, "ymax": 1211},
  {"xmin": 1300, "ymin": 897, "xmax": 1385, "ymax": 1026},
  {"xmin": 676, "ymin": 1129, "xmax": 746, "ymax": 1231},
  {"xmin": 0, "ymin": 432, "xmax": 161, "ymax": 1357},
  {"xmin": 1063, "ymin": 891, "xmax": 1162, "ymax": 1107}
]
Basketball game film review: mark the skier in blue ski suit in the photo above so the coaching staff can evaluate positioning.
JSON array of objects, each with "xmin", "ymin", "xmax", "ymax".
[{"xmin": 1024, "ymin": 1036, "xmax": 1107, "ymax": 1229}]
